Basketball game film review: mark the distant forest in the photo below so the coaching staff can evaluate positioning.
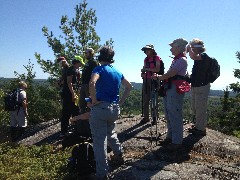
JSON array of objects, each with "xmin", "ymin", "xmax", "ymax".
[
  {"xmin": 130, "ymin": 82, "xmax": 236, "ymax": 97},
  {"xmin": 0, "ymin": 78, "xmax": 236, "ymax": 97}
]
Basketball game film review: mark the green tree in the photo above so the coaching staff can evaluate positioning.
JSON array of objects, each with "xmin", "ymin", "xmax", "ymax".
[
  {"xmin": 0, "ymin": 60, "xmax": 61, "ymax": 127},
  {"xmin": 216, "ymin": 51, "xmax": 240, "ymax": 137},
  {"xmin": 35, "ymin": 0, "xmax": 113, "ymax": 80},
  {"xmin": 229, "ymin": 51, "xmax": 240, "ymax": 93}
]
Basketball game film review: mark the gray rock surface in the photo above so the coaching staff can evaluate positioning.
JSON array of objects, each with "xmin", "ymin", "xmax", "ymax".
[{"xmin": 18, "ymin": 115, "xmax": 240, "ymax": 179}]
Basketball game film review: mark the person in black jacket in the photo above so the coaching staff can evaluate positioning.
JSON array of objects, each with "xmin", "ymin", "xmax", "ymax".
[
  {"xmin": 187, "ymin": 38, "xmax": 211, "ymax": 136},
  {"xmin": 79, "ymin": 47, "xmax": 98, "ymax": 113},
  {"xmin": 68, "ymin": 48, "xmax": 98, "ymax": 139},
  {"xmin": 60, "ymin": 56, "xmax": 84, "ymax": 137},
  {"xmin": 57, "ymin": 56, "xmax": 69, "ymax": 100}
]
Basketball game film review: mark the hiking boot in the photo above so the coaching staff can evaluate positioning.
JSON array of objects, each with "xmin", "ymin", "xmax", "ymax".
[
  {"xmin": 189, "ymin": 127, "xmax": 206, "ymax": 136},
  {"xmin": 159, "ymin": 138, "xmax": 172, "ymax": 146},
  {"xmin": 140, "ymin": 118, "xmax": 149, "ymax": 124}
]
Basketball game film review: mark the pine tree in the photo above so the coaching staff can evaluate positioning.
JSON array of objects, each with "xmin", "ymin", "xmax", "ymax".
[
  {"xmin": 35, "ymin": 0, "xmax": 113, "ymax": 80},
  {"xmin": 219, "ymin": 51, "xmax": 240, "ymax": 137},
  {"xmin": 229, "ymin": 51, "xmax": 240, "ymax": 94}
]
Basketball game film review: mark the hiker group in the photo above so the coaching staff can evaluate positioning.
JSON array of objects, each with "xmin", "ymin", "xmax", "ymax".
[
  {"xmin": 141, "ymin": 38, "xmax": 220, "ymax": 153},
  {"xmin": 6, "ymin": 37, "xmax": 220, "ymax": 180}
]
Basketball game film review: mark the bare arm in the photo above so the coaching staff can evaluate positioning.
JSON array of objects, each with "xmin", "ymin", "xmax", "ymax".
[
  {"xmin": 89, "ymin": 73, "xmax": 100, "ymax": 105},
  {"xmin": 153, "ymin": 68, "xmax": 177, "ymax": 81},
  {"xmin": 67, "ymin": 75, "xmax": 75, "ymax": 102},
  {"xmin": 119, "ymin": 78, "xmax": 132, "ymax": 106},
  {"xmin": 22, "ymin": 99, "xmax": 28, "ymax": 116}
]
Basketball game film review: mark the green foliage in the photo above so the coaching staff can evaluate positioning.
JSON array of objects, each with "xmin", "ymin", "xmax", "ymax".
[
  {"xmin": 121, "ymin": 89, "xmax": 142, "ymax": 116},
  {"xmin": 35, "ymin": 0, "xmax": 114, "ymax": 80},
  {"xmin": 211, "ymin": 51, "xmax": 240, "ymax": 136},
  {"xmin": 0, "ymin": 89, "xmax": 9, "ymax": 126},
  {"xmin": 27, "ymin": 84, "xmax": 61, "ymax": 124},
  {"xmin": 182, "ymin": 96, "xmax": 192, "ymax": 121},
  {"xmin": 229, "ymin": 51, "xmax": 240, "ymax": 93},
  {"xmin": 0, "ymin": 143, "xmax": 72, "ymax": 179},
  {"xmin": 0, "ymin": 60, "xmax": 61, "ymax": 127}
]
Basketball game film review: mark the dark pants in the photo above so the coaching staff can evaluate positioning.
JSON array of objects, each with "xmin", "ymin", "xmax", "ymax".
[
  {"xmin": 61, "ymin": 93, "xmax": 80, "ymax": 134},
  {"xmin": 143, "ymin": 78, "xmax": 151, "ymax": 121},
  {"xmin": 79, "ymin": 84, "xmax": 90, "ymax": 113}
]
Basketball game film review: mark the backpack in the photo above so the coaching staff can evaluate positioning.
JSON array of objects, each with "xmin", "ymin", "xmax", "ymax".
[
  {"xmin": 203, "ymin": 53, "xmax": 220, "ymax": 83},
  {"xmin": 4, "ymin": 89, "xmax": 22, "ymax": 111},
  {"xmin": 145, "ymin": 56, "xmax": 165, "ymax": 75},
  {"xmin": 68, "ymin": 141, "xmax": 96, "ymax": 176},
  {"xmin": 158, "ymin": 59, "xmax": 165, "ymax": 75}
]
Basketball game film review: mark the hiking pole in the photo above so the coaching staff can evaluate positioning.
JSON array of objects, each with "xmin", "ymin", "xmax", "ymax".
[
  {"xmin": 141, "ymin": 77, "xmax": 144, "ymax": 117},
  {"xmin": 151, "ymin": 79, "xmax": 159, "ymax": 146},
  {"xmin": 141, "ymin": 67, "xmax": 146, "ymax": 117},
  {"xmin": 150, "ymin": 78, "xmax": 155, "ymax": 146},
  {"xmin": 154, "ymin": 80, "xmax": 159, "ymax": 146}
]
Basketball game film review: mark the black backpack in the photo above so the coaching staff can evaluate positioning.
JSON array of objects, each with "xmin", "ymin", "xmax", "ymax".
[
  {"xmin": 208, "ymin": 56, "xmax": 220, "ymax": 83},
  {"xmin": 68, "ymin": 141, "xmax": 96, "ymax": 176},
  {"xmin": 4, "ymin": 89, "xmax": 22, "ymax": 111}
]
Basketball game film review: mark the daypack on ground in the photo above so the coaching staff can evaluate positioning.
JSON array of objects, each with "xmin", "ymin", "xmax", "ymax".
[
  {"xmin": 4, "ymin": 89, "xmax": 22, "ymax": 111},
  {"xmin": 68, "ymin": 140, "xmax": 96, "ymax": 176}
]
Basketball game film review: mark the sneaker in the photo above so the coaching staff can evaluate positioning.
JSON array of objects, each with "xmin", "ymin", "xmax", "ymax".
[
  {"xmin": 159, "ymin": 138, "xmax": 172, "ymax": 146},
  {"xmin": 189, "ymin": 127, "xmax": 206, "ymax": 136},
  {"xmin": 140, "ymin": 118, "xmax": 149, "ymax": 124}
]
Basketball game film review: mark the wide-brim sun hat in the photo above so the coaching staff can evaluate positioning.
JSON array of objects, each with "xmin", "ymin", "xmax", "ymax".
[{"xmin": 141, "ymin": 44, "xmax": 155, "ymax": 51}]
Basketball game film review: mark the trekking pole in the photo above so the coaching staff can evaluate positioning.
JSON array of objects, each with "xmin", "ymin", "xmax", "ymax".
[
  {"xmin": 150, "ymin": 78, "xmax": 155, "ymax": 146},
  {"xmin": 154, "ymin": 80, "xmax": 159, "ymax": 146},
  {"xmin": 150, "ymin": 79, "xmax": 159, "ymax": 146},
  {"xmin": 141, "ymin": 77, "xmax": 144, "ymax": 117}
]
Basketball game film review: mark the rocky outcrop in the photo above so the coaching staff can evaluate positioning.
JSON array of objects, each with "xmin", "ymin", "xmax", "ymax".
[
  {"xmin": 18, "ymin": 115, "xmax": 240, "ymax": 179},
  {"xmin": 112, "ymin": 116, "xmax": 240, "ymax": 180}
]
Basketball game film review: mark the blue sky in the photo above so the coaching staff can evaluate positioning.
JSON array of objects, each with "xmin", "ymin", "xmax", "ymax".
[{"xmin": 0, "ymin": 0, "xmax": 239, "ymax": 90}]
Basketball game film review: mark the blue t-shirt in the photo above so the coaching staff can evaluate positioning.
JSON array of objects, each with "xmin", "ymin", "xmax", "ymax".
[{"xmin": 92, "ymin": 64, "xmax": 124, "ymax": 103}]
